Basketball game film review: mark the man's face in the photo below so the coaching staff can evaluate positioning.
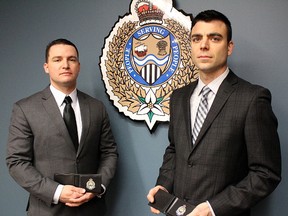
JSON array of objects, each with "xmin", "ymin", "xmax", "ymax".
[
  {"xmin": 43, "ymin": 44, "xmax": 80, "ymax": 91},
  {"xmin": 191, "ymin": 20, "xmax": 234, "ymax": 77}
]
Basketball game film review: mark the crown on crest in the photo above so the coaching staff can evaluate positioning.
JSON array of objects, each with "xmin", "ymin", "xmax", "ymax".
[{"xmin": 135, "ymin": 0, "xmax": 164, "ymax": 25}]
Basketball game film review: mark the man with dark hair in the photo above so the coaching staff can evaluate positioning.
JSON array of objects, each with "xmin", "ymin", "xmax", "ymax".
[
  {"xmin": 7, "ymin": 38, "xmax": 118, "ymax": 216},
  {"xmin": 147, "ymin": 10, "xmax": 281, "ymax": 216}
]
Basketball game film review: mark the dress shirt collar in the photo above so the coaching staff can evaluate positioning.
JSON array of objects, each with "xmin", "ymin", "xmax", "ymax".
[
  {"xmin": 197, "ymin": 67, "xmax": 230, "ymax": 95},
  {"xmin": 49, "ymin": 85, "xmax": 78, "ymax": 107}
]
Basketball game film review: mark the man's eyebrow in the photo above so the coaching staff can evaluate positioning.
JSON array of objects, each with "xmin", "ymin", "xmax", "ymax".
[
  {"xmin": 191, "ymin": 33, "xmax": 223, "ymax": 38},
  {"xmin": 51, "ymin": 55, "xmax": 78, "ymax": 59},
  {"xmin": 51, "ymin": 56, "xmax": 61, "ymax": 59},
  {"xmin": 68, "ymin": 56, "xmax": 78, "ymax": 59},
  {"xmin": 191, "ymin": 33, "xmax": 202, "ymax": 38},
  {"xmin": 208, "ymin": 33, "xmax": 223, "ymax": 38}
]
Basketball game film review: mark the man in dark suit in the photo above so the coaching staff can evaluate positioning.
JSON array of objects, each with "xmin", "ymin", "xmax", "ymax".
[
  {"xmin": 6, "ymin": 38, "xmax": 118, "ymax": 216},
  {"xmin": 147, "ymin": 10, "xmax": 281, "ymax": 216}
]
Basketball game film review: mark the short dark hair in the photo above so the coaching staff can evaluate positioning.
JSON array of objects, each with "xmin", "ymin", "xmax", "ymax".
[
  {"xmin": 192, "ymin": 10, "xmax": 232, "ymax": 42},
  {"xmin": 45, "ymin": 38, "xmax": 79, "ymax": 62}
]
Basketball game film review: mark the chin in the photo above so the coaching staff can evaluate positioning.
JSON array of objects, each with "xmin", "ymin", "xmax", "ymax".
[{"xmin": 197, "ymin": 66, "xmax": 212, "ymax": 72}]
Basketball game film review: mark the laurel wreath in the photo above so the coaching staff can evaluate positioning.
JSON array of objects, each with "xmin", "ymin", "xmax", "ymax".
[{"xmin": 104, "ymin": 19, "xmax": 198, "ymax": 116}]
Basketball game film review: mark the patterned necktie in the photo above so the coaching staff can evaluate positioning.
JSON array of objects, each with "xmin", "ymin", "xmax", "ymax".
[
  {"xmin": 63, "ymin": 96, "xmax": 78, "ymax": 151},
  {"xmin": 192, "ymin": 86, "xmax": 211, "ymax": 144}
]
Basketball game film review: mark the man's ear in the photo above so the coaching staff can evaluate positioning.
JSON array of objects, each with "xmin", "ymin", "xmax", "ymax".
[
  {"xmin": 228, "ymin": 40, "xmax": 234, "ymax": 56},
  {"xmin": 43, "ymin": 63, "xmax": 49, "ymax": 74}
]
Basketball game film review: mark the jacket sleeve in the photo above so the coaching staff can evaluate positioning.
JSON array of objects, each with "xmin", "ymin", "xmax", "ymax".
[
  {"xmin": 209, "ymin": 87, "xmax": 281, "ymax": 216},
  {"xmin": 96, "ymin": 103, "xmax": 118, "ymax": 188},
  {"xmin": 6, "ymin": 102, "xmax": 58, "ymax": 206}
]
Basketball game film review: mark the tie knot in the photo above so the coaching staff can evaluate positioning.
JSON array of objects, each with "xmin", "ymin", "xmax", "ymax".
[
  {"xmin": 201, "ymin": 86, "xmax": 211, "ymax": 98},
  {"xmin": 64, "ymin": 96, "xmax": 72, "ymax": 105}
]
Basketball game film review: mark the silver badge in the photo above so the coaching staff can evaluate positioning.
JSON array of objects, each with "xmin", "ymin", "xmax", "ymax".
[
  {"xmin": 86, "ymin": 178, "xmax": 96, "ymax": 190},
  {"xmin": 176, "ymin": 204, "xmax": 186, "ymax": 216}
]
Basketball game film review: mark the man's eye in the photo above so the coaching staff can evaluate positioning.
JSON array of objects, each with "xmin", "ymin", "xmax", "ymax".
[
  {"xmin": 192, "ymin": 37, "xmax": 200, "ymax": 43},
  {"xmin": 69, "ymin": 58, "xmax": 78, "ymax": 62},
  {"xmin": 211, "ymin": 37, "xmax": 221, "ymax": 42}
]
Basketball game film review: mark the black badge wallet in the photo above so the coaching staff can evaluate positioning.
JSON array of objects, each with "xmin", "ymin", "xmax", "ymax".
[
  {"xmin": 54, "ymin": 173, "xmax": 102, "ymax": 193},
  {"xmin": 148, "ymin": 189, "xmax": 195, "ymax": 216}
]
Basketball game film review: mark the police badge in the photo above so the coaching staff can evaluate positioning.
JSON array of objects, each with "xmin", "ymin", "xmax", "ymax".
[
  {"xmin": 86, "ymin": 178, "xmax": 96, "ymax": 191},
  {"xmin": 176, "ymin": 204, "xmax": 186, "ymax": 215},
  {"xmin": 100, "ymin": 0, "xmax": 197, "ymax": 130}
]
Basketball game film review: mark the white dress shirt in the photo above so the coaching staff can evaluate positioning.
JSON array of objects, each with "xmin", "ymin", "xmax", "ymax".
[{"xmin": 50, "ymin": 85, "xmax": 82, "ymax": 142}]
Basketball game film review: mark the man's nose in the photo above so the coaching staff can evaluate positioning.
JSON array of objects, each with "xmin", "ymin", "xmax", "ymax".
[
  {"xmin": 200, "ymin": 38, "xmax": 209, "ymax": 50},
  {"xmin": 62, "ymin": 60, "xmax": 70, "ymax": 68}
]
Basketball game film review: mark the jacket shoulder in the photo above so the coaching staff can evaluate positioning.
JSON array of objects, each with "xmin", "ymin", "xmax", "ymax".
[{"xmin": 14, "ymin": 88, "xmax": 50, "ymax": 106}]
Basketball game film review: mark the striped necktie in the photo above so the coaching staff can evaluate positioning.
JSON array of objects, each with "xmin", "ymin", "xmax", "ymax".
[{"xmin": 192, "ymin": 86, "xmax": 211, "ymax": 144}]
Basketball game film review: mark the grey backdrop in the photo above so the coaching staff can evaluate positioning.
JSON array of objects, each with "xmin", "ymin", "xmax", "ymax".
[{"xmin": 1, "ymin": 0, "xmax": 287, "ymax": 215}]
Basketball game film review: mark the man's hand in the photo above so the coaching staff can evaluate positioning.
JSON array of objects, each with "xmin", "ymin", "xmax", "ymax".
[
  {"xmin": 59, "ymin": 185, "xmax": 95, "ymax": 207},
  {"xmin": 187, "ymin": 202, "xmax": 212, "ymax": 216},
  {"xmin": 147, "ymin": 185, "xmax": 167, "ymax": 214}
]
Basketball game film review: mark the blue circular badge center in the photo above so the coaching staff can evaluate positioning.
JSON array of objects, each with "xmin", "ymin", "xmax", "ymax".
[{"xmin": 124, "ymin": 25, "xmax": 180, "ymax": 86}]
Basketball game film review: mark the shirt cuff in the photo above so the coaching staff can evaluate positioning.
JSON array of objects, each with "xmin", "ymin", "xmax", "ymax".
[
  {"xmin": 53, "ymin": 185, "xmax": 64, "ymax": 204},
  {"xmin": 96, "ymin": 184, "xmax": 106, "ymax": 198}
]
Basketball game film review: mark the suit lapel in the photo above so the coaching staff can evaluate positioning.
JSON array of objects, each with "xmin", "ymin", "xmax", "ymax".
[
  {"xmin": 183, "ymin": 82, "xmax": 198, "ymax": 151},
  {"xmin": 41, "ymin": 87, "xmax": 76, "ymax": 153},
  {"xmin": 77, "ymin": 91, "xmax": 90, "ymax": 156},
  {"xmin": 192, "ymin": 71, "xmax": 238, "ymax": 148}
]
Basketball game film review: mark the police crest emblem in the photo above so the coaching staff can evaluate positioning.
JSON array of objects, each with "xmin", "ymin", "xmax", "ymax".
[
  {"xmin": 86, "ymin": 178, "xmax": 96, "ymax": 191},
  {"xmin": 100, "ymin": 0, "xmax": 197, "ymax": 130},
  {"xmin": 176, "ymin": 204, "xmax": 186, "ymax": 215}
]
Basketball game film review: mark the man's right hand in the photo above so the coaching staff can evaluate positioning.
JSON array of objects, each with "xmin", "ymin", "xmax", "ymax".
[
  {"xmin": 59, "ymin": 185, "xmax": 86, "ymax": 206},
  {"xmin": 147, "ymin": 185, "xmax": 167, "ymax": 214}
]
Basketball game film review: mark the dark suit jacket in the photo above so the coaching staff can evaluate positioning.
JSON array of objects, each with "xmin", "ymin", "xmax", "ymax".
[
  {"xmin": 156, "ymin": 71, "xmax": 281, "ymax": 216},
  {"xmin": 6, "ymin": 86, "xmax": 118, "ymax": 216}
]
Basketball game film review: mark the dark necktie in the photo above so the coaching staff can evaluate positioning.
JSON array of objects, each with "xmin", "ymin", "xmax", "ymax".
[
  {"xmin": 192, "ymin": 86, "xmax": 211, "ymax": 144},
  {"xmin": 63, "ymin": 96, "xmax": 78, "ymax": 151}
]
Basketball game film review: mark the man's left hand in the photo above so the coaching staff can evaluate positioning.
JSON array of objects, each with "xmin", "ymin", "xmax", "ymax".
[
  {"xmin": 65, "ymin": 192, "xmax": 96, "ymax": 207},
  {"xmin": 187, "ymin": 202, "xmax": 212, "ymax": 216}
]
